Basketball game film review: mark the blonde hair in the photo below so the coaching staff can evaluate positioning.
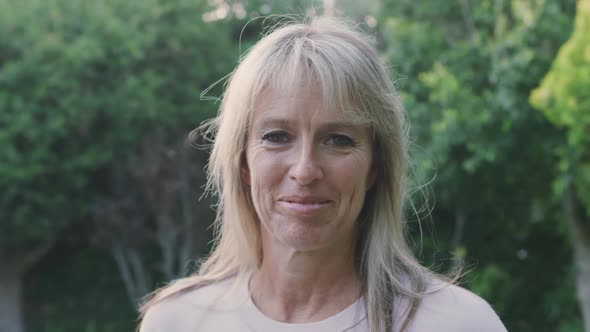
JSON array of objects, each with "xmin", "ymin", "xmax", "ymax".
[{"xmin": 138, "ymin": 16, "xmax": 445, "ymax": 332}]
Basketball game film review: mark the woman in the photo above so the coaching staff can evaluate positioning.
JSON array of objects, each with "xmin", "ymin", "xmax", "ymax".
[{"xmin": 138, "ymin": 17, "xmax": 507, "ymax": 332}]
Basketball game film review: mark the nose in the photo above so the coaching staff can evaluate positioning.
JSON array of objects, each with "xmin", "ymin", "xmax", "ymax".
[{"xmin": 288, "ymin": 140, "xmax": 323, "ymax": 186}]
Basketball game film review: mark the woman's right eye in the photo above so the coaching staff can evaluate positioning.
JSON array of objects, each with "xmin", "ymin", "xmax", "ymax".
[{"xmin": 261, "ymin": 131, "xmax": 290, "ymax": 144}]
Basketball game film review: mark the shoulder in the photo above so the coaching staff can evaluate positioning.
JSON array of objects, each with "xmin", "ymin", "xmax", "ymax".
[
  {"xmin": 406, "ymin": 283, "xmax": 507, "ymax": 332},
  {"xmin": 139, "ymin": 276, "xmax": 245, "ymax": 332}
]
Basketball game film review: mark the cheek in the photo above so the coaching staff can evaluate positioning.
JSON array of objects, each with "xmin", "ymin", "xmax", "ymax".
[
  {"xmin": 329, "ymin": 154, "xmax": 372, "ymax": 212},
  {"xmin": 246, "ymin": 147, "xmax": 285, "ymax": 211},
  {"xmin": 333, "ymin": 153, "xmax": 372, "ymax": 189},
  {"xmin": 247, "ymin": 147, "xmax": 283, "ymax": 185}
]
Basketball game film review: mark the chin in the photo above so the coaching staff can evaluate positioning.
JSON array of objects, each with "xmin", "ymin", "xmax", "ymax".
[{"xmin": 272, "ymin": 219, "xmax": 348, "ymax": 253}]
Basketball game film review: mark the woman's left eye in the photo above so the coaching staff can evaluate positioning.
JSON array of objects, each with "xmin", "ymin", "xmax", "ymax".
[{"xmin": 326, "ymin": 134, "xmax": 355, "ymax": 147}]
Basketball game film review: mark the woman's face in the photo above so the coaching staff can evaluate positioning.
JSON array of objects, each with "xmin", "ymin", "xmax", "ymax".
[{"xmin": 243, "ymin": 84, "xmax": 375, "ymax": 253}]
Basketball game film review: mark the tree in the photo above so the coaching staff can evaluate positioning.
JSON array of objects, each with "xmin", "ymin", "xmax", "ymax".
[
  {"xmin": 0, "ymin": 0, "xmax": 233, "ymax": 330},
  {"xmin": 531, "ymin": 0, "xmax": 590, "ymax": 329},
  {"xmin": 91, "ymin": 139, "xmax": 215, "ymax": 307},
  {"xmin": 378, "ymin": 0, "xmax": 578, "ymax": 330}
]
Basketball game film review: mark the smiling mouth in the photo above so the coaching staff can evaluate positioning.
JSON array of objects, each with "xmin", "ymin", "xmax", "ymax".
[
  {"xmin": 277, "ymin": 199, "xmax": 332, "ymax": 215},
  {"xmin": 282, "ymin": 199, "xmax": 331, "ymax": 204}
]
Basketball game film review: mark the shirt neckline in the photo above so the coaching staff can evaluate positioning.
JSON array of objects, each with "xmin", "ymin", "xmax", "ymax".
[{"xmin": 240, "ymin": 274, "xmax": 367, "ymax": 332}]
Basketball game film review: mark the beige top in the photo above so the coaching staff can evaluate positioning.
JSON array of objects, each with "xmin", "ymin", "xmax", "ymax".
[{"xmin": 140, "ymin": 275, "xmax": 508, "ymax": 332}]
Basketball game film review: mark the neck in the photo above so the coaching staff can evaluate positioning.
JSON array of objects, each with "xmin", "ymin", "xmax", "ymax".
[{"xmin": 249, "ymin": 231, "xmax": 361, "ymax": 323}]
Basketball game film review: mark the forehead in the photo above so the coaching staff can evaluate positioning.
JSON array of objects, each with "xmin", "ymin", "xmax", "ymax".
[{"xmin": 251, "ymin": 78, "xmax": 368, "ymax": 127}]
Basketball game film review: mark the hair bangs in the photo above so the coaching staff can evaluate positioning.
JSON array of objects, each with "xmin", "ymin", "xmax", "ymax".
[{"xmin": 257, "ymin": 33, "xmax": 373, "ymax": 127}]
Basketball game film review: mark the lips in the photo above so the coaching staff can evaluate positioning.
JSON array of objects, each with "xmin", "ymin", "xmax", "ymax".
[
  {"xmin": 277, "ymin": 196, "xmax": 332, "ymax": 215},
  {"xmin": 279, "ymin": 195, "xmax": 332, "ymax": 204}
]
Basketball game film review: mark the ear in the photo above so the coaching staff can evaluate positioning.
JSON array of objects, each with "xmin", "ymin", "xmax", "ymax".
[{"xmin": 241, "ymin": 157, "xmax": 251, "ymax": 186}]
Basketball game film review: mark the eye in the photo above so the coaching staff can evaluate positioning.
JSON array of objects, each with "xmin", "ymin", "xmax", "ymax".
[
  {"xmin": 326, "ymin": 134, "xmax": 355, "ymax": 147},
  {"xmin": 261, "ymin": 131, "xmax": 291, "ymax": 144}
]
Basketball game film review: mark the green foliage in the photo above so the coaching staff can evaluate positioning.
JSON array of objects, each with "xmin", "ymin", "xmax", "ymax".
[
  {"xmin": 379, "ymin": 0, "xmax": 578, "ymax": 330},
  {"xmin": 26, "ymin": 245, "xmax": 136, "ymax": 332},
  {"xmin": 531, "ymin": 0, "xmax": 590, "ymax": 214},
  {"xmin": 0, "ymin": 0, "xmax": 234, "ymax": 247},
  {"xmin": 7, "ymin": 0, "xmax": 586, "ymax": 331},
  {"xmin": 467, "ymin": 264, "xmax": 512, "ymax": 314}
]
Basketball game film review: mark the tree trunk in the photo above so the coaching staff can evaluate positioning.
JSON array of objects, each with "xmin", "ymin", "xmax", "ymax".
[
  {"xmin": 0, "ymin": 241, "xmax": 53, "ymax": 332},
  {"xmin": 576, "ymin": 247, "xmax": 590, "ymax": 332},
  {"xmin": 564, "ymin": 184, "xmax": 590, "ymax": 332},
  {"xmin": 449, "ymin": 207, "xmax": 467, "ymax": 273},
  {"xmin": 323, "ymin": 0, "xmax": 335, "ymax": 16},
  {"xmin": 111, "ymin": 242, "xmax": 150, "ymax": 308},
  {"xmin": 0, "ymin": 267, "xmax": 24, "ymax": 332}
]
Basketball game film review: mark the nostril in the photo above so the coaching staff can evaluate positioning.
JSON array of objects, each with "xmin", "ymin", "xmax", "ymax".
[
  {"xmin": 288, "ymin": 146, "xmax": 324, "ymax": 185},
  {"xmin": 289, "ymin": 164, "xmax": 323, "ymax": 185}
]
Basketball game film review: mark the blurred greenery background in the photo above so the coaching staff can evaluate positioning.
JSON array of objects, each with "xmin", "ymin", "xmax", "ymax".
[{"xmin": 1, "ymin": 0, "xmax": 589, "ymax": 331}]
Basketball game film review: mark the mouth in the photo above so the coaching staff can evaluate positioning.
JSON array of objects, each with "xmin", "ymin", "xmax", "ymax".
[
  {"xmin": 277, "ymin": 196, "xmax": 332, "ymax": 215},
  {"xmin": 281, "ymin": 199, "xmax": 332, "ymax": 204}
]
